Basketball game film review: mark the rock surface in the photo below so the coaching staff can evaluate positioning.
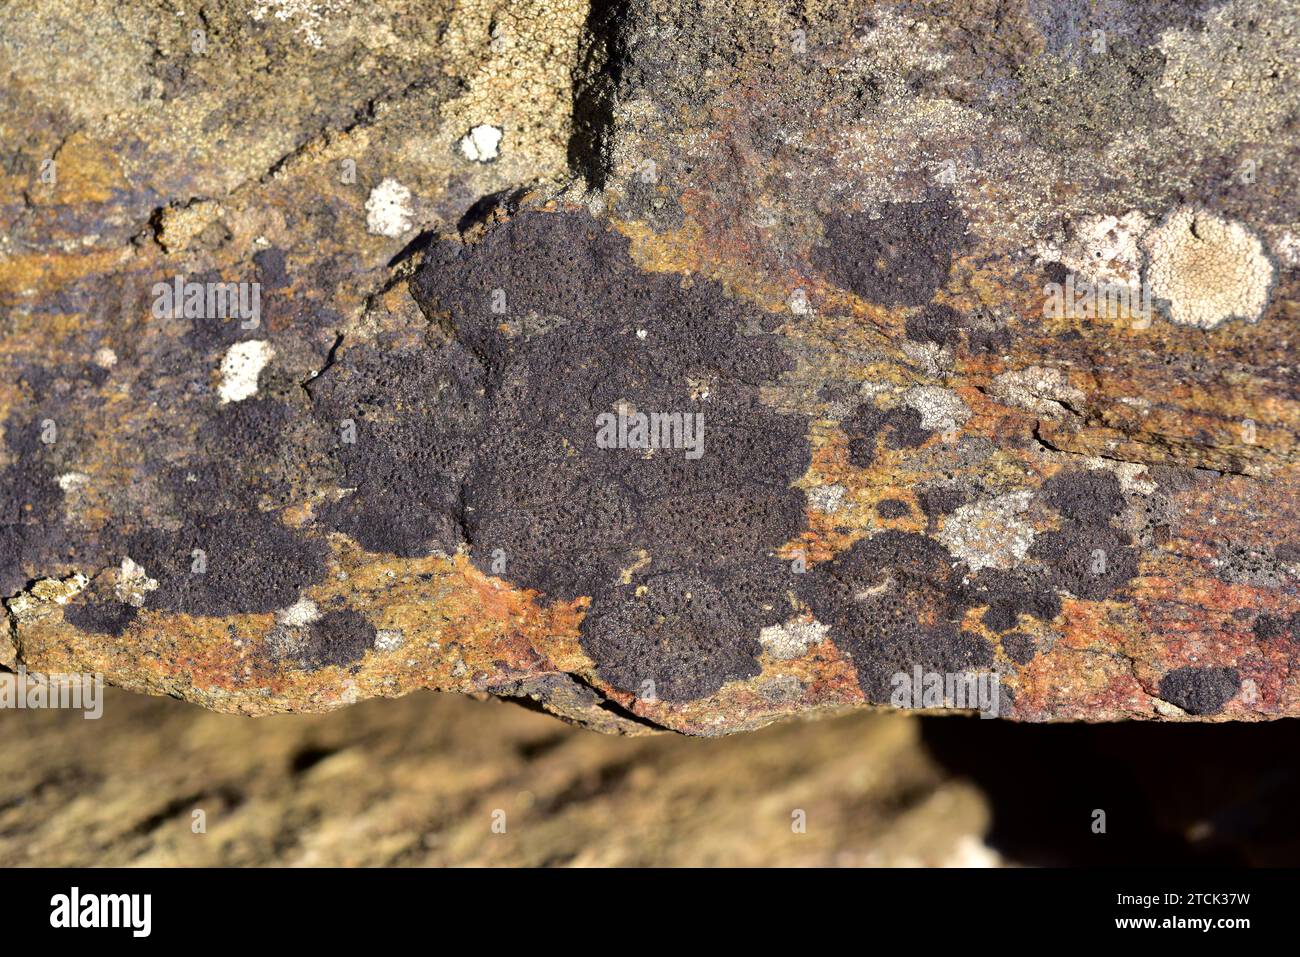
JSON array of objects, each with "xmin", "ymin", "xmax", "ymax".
[{"xmin": 2, "ymin": 0, "xmax": 1299, "ymax": 731}]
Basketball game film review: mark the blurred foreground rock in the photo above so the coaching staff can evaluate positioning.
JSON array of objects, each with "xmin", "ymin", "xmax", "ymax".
[
  {"xmin": 0, "ymin": 688, "xmax": 994, "ymax": 867},
  {"xmin": 2, "ymin": 0, "xmax": 1299, "ymax": 731}
]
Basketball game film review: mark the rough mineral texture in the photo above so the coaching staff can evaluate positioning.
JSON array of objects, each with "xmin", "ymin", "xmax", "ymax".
[{"xmin": 2, "ymin": 0, "xmax": 1299, "ymax": 732}]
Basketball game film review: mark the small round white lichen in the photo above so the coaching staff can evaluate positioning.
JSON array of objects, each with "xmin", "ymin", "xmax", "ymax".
[
  {"xmin": 1143, "ymin": 207, "xmax": 1274, "ymax": 329},
  {"xmin": 217, "ymin": 340, "xmax": 275, "ymax": 404},
  {"xmin": 365, "ymin": 178, "xmax": 415, "ymax": 238},
  {"xmin": 460, "ymin": 124, "xmax": 503, "ymax": 162}
]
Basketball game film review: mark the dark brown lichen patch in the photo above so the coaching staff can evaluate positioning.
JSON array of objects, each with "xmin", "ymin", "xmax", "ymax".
[
  {"xmin": 904, "ymin": 303, "xmax": 963, "ymax": 347},
  {"xmin": 1040, "ymin": 469, "xmax": 1125, "ymax": 525},
  {"xmin": 301, "ymin": 609, "xmax": 376, "ymax": 670},
  {"xmin": 843, "ymin": 399, "xmax": 932, "ymax": 469},
  {"xmin": 127, "ymin": 512, "xmax": 327, "ymax": 617},
  {"xmin": 1, "ymin": 360, "xmax": 119, "ymax": 593},
  {"xmin": 876, "ymin": 498, "xmax": 912, "ymax": 519},
  {"xmin": 918, "ymin": 484, "xmax": 967, "ymax": 518},
  {"xmin": 580, "ymin": 572, "xmax": 763, "ymax": 702},
  {"xmin": 1254, "ymin": 611, "xmax": 1300, "ymax": 644},
  {"xmin": 962, "ymin": 568, "xmax": 1061, "ymax": 634},
  {"xmin": 1158, "ymin": 666, "xmax": 1242, "ymax": 716},
  {"xmin": 905, "ymin": 302, "xmax": 1013, "ymax": 356},
  {"xmin": 1031, "ymin": 525, "xmax": 1140, "ymax": 601},
  {"xmin": 0, "ymin": 416, "xmax": 65, "ymax": 595},
  {"xmin": 1000, "ymin": 631, "xmax": 1037, "ymax": 666},
  {"xmin": 177, "ymin": 397, "xmax": 328, "ymax": 513},
  {"xmin": 308, "ymin": 342, "xmax": 488, "ymax": 558},
  {"xmin": 409, "ymin": 207, "xmax": 811, "ymax": 700},
  {"xmin": 800, "ymin": 531, "xmax": 995, "ymax": 703},
  {"xmin": 811, "ymin": 195, "xmax": 969, "ymax": 307},
  {"xmin": 61, "ymin": 599, "xmax": 138, "ymax": 637},
  {"xmin": 1030, "ymin": 469, "xmax": 1139, "ymax": 601}
]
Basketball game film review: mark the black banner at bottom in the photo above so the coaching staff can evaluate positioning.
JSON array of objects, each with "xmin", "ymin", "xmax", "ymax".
[{"xmin": 0, "ymin": 866, "xmax": 1286, "ymax": 943}]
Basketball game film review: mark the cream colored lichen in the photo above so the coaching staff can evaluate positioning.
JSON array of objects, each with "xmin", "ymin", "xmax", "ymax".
[
  {"xmin": 250, "ymin": 1, "xmax": 348, "ymax": 50},
  {"xmin": 364, "ymin": 178, "xmax": 414, "ymax": 238},
  {"xmin": 115, "ymin": 557, "xmax": 158, "ymax": 608},
  {"xmin": 434, "ymin": 0, "xmax": 587, "ymax": 181},
  {"xmin": 758, "ymin": 619, "xmax": 828, "ymax": 660},
  {"xmin": 903, "ymin": 386, "xmax": 970, "ymax": 437},
  {"xmin": 1143, "ymin": 207, "xmax": 1274, "ymax": 329},
  {"xmin": 276, "ymin": 597, "xmax": 321, "ymax": 627},
  {"xmin": 9, "ymin": 574, "xmax": 89, "ymax": 624},
  {"xmin": 460, "ymin": 124, "xmax": 503, "ymax": 162},
  {"xmin": 938, "ymin": 491, "xmax": 1035, "ymax": 573},
  {"xmin": 807, "ymin": 484, "xmax": 847, "ymax": 514},
  {"xmin": 216, "ymin": 340, "xmax": 276, "ymax": 404},
  {"xmin": 1039, "ymin": 211, "xmax": 1151, "ymax": 288},
  {"xmin": 989, "ymin": 366, "xmax": 1085, "ymax": 419}
]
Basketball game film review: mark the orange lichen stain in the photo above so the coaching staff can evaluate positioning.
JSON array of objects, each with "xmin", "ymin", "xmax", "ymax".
[
  {"xmin": 47, "ymin": 133, "xmax": 130, "ymax": 206},
  {"xmin": 947, "ymin": 253, "xmax": 1043, "ymax": 322},
  {"xmin": 0, "ymin": 248, "xmax": 134, "ymax": 299},
  {"xmin": 612, "ymin": 197, "xmax": 707, "ymax": 277},
  {"xmin": 281, "ymin": 501, "xmax": 316, "ymax": 528},
  {"xmin": 616, "ymin": 192, "xmax": 883, "ymax": 329},
  {"xmin": 19, "ymin": 536, "xmax": 598, "ymax": 715},
  {"xmin": 22, "ymin": 606, "xmax": 281, "ymax": 700},
  {"xmin": 1010, "ymin": 599, "xmax": 1151, "ymax": 720},
  {"xmin": 1136, "ymin": 575, "xmax": 1295, "ymax": 679},
  {"xmin": 786, "ymin": 425, "xmax": 864, "ymax": 565}
]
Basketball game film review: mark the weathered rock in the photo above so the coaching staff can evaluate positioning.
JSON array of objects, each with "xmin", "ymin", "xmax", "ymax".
[{"xmin": 2, "ymin": 0, "xmax": 1298, "ymax": 731}]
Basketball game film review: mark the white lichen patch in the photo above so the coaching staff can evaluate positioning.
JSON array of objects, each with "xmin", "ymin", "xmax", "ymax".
[
  {"xmin": 364, "ymin": 178, "xmax": 415, "ymax": 238},
  {"xmin": 1143, "ymin": 207, "xmax": 1274, "ymax": 328},
  {"xmin": 807, "ymin": 483, "xmax": 847, "ymax": 514},
  {"xmin": 989, "ymin": 366, "xmax": 1085, "ymax": 419},
  {"xmin": 375, "ymin": 629, "xmax": 405, "ymax": 652},
  {"xmin": 900, "ymin": 340, "xmax": 950, "ymax": 378},
  {"xmin": 459, "ymin": 124, "xmax": 503, "ymax": 162},
  {"xmin": 939, "ymin": 490, "xmax": 1035, "ymax": 573},
  {"xmin": 265, "ymin": 627, "xmax": 307, "ymax": 660},
  {"xmin": 217, "ymin": 340, "xmax": 275, "ymax": 404},
  {"xmin": 847, "ymin": 10, "xmax": 953, "ymax": 97},
  {"xmin": 56, "ymin": 472, "xmax": 90, "ymax": 492},
  {"xmin": 115, "ymin": 557, "xmax": 158, "ymax": 608},
  {"xmin": 758, "ymin": 618, "xmax": 829, "ymax": 660},
  {"xmin": 1039, "ymin": 211, "xmax": 1151, "ymax": 288},
  {"xmin": 903, "ymin": 386, "xmax": 970, "ymax": 436},
  {"xmin": 276, "ymin": 597, "xmax": 321, "ymax": 628},
  {"xmin": 92, "ymin": 347, "xmax": 117, "ymax": 369},
  {"xmin": 1275, "ymin": 231, "xmax": 1300, "ymax": 269},
  {"xmin": 249, "ymin": 0, "xmax": 346, "ymax": 50}
]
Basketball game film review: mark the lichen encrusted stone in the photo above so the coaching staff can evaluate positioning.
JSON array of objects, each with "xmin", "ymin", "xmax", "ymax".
[{"xmin": 2, "ymin": 0, "xmax": 1298, "ymax": 732}]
